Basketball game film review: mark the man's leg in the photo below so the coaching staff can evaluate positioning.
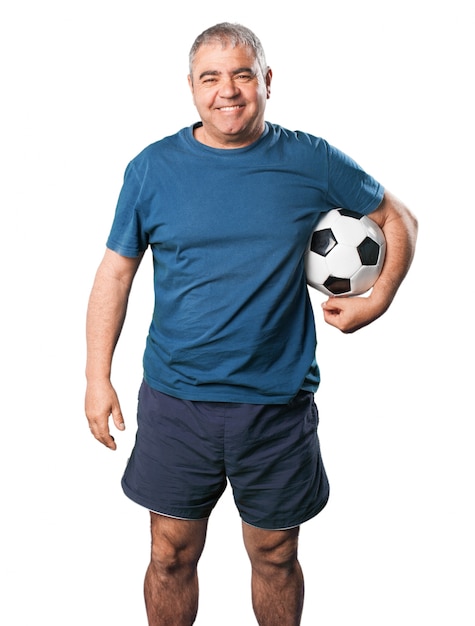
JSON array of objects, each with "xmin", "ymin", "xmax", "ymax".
[
  {"xmin": 144, "ymin": 512, "xmax": 208, "ymax": 626},
  {"xmin": 242, "ymin": 523, "xmax": 304, "ymax": 626}
]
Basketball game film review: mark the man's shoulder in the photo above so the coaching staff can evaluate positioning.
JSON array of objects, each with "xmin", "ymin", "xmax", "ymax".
[
  {"xmin": 267, "ymin": 122, "xmax": 325, "ymax": 147},
  {"xmin": 266, "ymin": 123, "xmax": 328, "ymax": 160}
]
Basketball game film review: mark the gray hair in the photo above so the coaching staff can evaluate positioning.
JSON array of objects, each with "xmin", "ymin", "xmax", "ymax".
[{"xmin": 188, "ymin": 23, "xmax": 268, "ymax": 78}]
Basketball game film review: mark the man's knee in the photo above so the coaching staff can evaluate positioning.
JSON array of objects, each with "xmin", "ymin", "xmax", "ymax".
[
  {"xmin": 243, "ymin": 525, "xmax": 300, "ymax": 575},
  {"xmin": 149, "ymin": 513, "xmax": 207, "ymax": 576}
]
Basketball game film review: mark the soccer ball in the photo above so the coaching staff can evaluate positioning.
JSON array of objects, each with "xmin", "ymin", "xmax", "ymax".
[{"xmin": 305, "ymin": 208, "xmax": 386, "ymax": 296}]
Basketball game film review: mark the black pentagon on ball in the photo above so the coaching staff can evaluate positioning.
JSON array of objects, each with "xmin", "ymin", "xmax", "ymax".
[
  {"xmin": 338, "ymin": 208, "xmax": 363, "ymax": 219},
  {"xmin": 310, "ymin": 228, "xmax": 337, "ymax": 256},
  {"xmin": 357, "ymin": 237, "xmax": 380, "ymax": 265},
  {"xmin": 324, "ymin": 276, "xmax": 352, "ymax": 295}
]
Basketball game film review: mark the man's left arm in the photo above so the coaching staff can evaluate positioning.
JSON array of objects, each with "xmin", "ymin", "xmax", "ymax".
[{"xmin": 321, "ymin": 190, "xmax": 418, "ymax": 333}]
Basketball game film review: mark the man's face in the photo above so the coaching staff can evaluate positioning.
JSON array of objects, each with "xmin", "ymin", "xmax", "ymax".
[{"xmin": 188, "ymin": 43, "xmax": 272, "ymax": 149}]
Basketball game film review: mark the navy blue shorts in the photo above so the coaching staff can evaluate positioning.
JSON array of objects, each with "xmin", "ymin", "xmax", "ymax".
[{"xmin": 121, "ymin": 381, "xmax": 329, "ymax": 530}]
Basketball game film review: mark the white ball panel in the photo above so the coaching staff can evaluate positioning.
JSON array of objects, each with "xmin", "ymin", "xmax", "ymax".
[
  {"xmin": 304, "ymin": 252, "xmax": 330, "ymax": 286},
  {"xmin": 361, "ymin": 215, "xmax": 386, "ymax": 245},
  {"xmin": 326, "ymin": 245, "xmax": 362, "ymax": 277},
  {"xmin": 350, "ymin": 264, "xmax": 382, "ymax": 295},
  {"xmin": 331, "ymin": 215, "xmax": 366, "ymax": 246}
]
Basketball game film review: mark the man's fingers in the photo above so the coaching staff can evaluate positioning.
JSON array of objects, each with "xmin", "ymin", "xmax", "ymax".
[
  {"xmin": 88, "ymin": 418, "xmax": 118, "ymax": 450},
  {"xmin": 112, "ymin": 407, "xmax": 126, "ymax": 432}
]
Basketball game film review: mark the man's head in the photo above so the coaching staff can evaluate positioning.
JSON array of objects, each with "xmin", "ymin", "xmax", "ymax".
[
  {"xmin": 188, "ymin": 23, "xmax": 272, "ymax": 149},
  {"xmin": 188, "ymin": 23, "xmax": 269, "ymax": 80}
]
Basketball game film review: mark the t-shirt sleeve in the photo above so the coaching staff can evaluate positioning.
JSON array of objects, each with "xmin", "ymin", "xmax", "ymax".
[
  {"xmin": 325, "ymin": 142, "xmax": 384, "ymax": 215},
  {"xmin": 106, "ymin": 161, "xmax": 149, "ymax": 258}
]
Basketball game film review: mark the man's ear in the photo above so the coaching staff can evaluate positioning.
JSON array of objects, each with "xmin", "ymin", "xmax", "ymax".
[
  {"xmin": 265, "ymin": 68, "xmax": 273, "ymax": 99},
  {"xmin": 187, "ymin": 74, "xmax": 197, "ymax": 106}
]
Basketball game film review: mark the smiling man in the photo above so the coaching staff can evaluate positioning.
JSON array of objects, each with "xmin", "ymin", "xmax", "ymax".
[
  {"xmin": 188, "ymin": 38, "xmax": 272, "ymax": 147},
  {"xmin": 85, "ymin": 23, "xmax": 417, "ymax": 626}
]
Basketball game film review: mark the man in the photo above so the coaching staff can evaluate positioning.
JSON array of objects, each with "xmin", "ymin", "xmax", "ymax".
[{"xmin": 85, "ymin": 22, "xmax": 417, "ymax": 626}]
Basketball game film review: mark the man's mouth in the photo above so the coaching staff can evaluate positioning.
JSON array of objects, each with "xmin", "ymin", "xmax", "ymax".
[{"xmin": 218, "ymin": 105, "xmax": 244, "ymax": 111}]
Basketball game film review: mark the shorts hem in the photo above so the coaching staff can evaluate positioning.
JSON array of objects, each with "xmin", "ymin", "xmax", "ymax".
[
  {"xmin": 121, "ymin": 478, "xmax": 211, "ymax": 521},
  {"xmin": 149, "ymin": 509, "xmax": 209, "ymax": 522},
  {"xmin": 240, "ymin": 495, "xmax": 330, "ymax": 531}
]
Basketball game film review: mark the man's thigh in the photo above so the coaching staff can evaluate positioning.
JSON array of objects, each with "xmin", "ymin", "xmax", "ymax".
[{"xmin": 149, "ymin": 512, "xmax": 208, "ymax": 562}]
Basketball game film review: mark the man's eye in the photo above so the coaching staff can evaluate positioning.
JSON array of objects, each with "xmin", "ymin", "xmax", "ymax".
[{"xmin": 200, "ymin": 76, "xmax": 218, "ymax": 84}]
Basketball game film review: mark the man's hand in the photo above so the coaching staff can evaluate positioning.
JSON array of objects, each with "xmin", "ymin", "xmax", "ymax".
[
  {"xmin": 85, "ymin": 380, "xmax": 125, "ymax": 450},
  {"xmin": 321, "ymin": 295, "xmax": 386, "ymax": 333}
]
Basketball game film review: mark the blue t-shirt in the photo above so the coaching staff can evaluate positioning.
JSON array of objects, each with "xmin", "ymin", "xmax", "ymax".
[{"xmin": 107, "ymin": 122, "xmax": 384, "ymax": 403}]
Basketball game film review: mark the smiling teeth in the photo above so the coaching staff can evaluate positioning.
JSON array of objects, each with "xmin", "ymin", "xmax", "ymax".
[{"xmin": 220, "ymin": 106, "xmax": 241, "ymax": 111}]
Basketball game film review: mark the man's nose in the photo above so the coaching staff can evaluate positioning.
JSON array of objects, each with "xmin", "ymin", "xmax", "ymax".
[{"xmin": 218, "ymin": 77, "xmax": 240, "ymax": 98}]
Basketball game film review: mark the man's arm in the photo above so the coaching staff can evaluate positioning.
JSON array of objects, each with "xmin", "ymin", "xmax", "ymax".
[
  {"xmin": 321, "ymin": 190, "xmax": 418, "ymax": 333},
  {"xmin": 85, "ymin": 248, "xmax": 144, "ymax": 449}
]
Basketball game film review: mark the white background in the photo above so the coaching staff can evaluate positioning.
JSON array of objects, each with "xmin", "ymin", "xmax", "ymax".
[{"xmin": 1, "ymin": 1, "xmax": 474, "ymax": 624}]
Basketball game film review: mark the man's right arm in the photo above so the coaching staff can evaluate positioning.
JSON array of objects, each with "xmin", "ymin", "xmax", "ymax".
[{"xmin": 85, "ymin": 248, "xmax": 144, "ymax": 450}]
